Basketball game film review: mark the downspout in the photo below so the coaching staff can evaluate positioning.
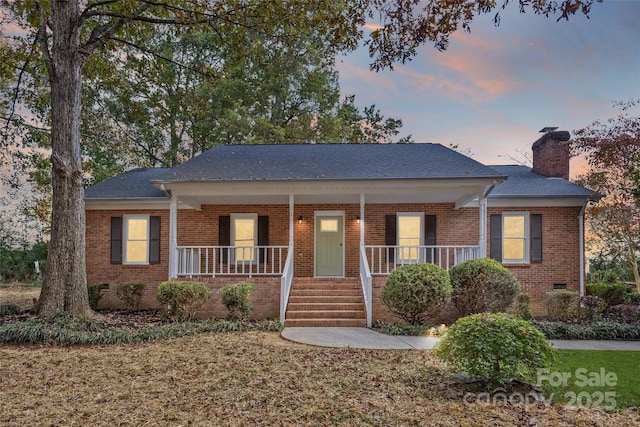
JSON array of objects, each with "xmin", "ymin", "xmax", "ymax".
[{"xmin": 578, "ymin": 199, "xmax": 588, "ymax": 296}]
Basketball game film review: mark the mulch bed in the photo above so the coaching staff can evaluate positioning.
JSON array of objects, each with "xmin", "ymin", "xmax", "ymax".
[{"xmin": 0, "ymin": 309, "xmax": 169, "ymax": 329}]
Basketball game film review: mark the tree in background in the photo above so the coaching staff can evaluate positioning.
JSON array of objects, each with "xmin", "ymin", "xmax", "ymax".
[
  {"xmin": 571, "ymin": 100, "xmax": 640, "ymax": 291},
  {"xmin": 0, "ymin": 0, "xmax": 594, "ymax": 317}
]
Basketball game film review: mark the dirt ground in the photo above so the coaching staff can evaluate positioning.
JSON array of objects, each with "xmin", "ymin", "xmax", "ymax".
[
  {"xmin": 0, "ymin": 331, "xmax": 638, "ymax": 426},
  {"xmin": 0, "ymin": 282, "xmax": 40, "ymax": 311},
  {"xmin": 1, "ymin": 284, "xmax": 639, "ymax": 425}
]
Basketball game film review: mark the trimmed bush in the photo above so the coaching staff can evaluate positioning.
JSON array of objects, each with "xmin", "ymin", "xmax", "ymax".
[
  {"xmin": 573, "ymin": 295, "xmax": 606, "ymax": 322},
  {"xmin": 546, "ymin": 290, "xmax": 579, "ymax": 321},
  {"xmin": 449, "ymin": 258, "xmax": 521, "ymax": 316},
  {"xmin": 586, "ymin": 283, "xmax": 639, "ymax": 307},
  {"xmin": 116, "ymin": 282, "xmax": 145, "ymax": 310},
  {"xmin": 434, "ymin": 313, "xmax": 556, "ymax": 385},
  {"xmin": 220, "ymin": 282, "xmax": 254, "ymax": 320},
  {"xmin": 605, "ymin": 304, "xmax": 640, "ymax": 324},
  {"xmin": 511, "ymin": 293, "xmax": 533, "ymax": 320},
  {"xmin": 87, "ymin": 283, "xmax": 104, "ymax": 310},
  {"xmin": 157, "ymin": 280, "xmax": 211, "ymax": 321},
  {"xmin": 381, "ymin": 263, "xmax": 451, "ymax": 325}
]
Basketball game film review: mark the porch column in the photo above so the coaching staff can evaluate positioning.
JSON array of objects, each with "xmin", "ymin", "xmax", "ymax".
[
  {"xmin": 359, "ymin": 193, "xmax": 365, "ymax": 245},
  {"xmin": 169, "ymin": 195, "xmax": 178, "ymax": 279},
  {"xmin": 478, "ymin": 195, "xmax": 487, "ymax": 258}
]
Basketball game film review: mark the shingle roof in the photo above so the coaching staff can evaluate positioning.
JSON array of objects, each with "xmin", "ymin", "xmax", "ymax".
[
  {"xmin": 84, "ymin": 168, "xmax": 170, "ymax": 200},
  {"xmin": 153, "ymin": 143, "xmax": 504, "ymax": 182},
  {"xmin": 488, "ymin": 165, "xmax": 596, "ymax": 199}
]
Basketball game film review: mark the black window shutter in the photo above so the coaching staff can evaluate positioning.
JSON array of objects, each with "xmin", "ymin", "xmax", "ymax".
[
  {"xmin": 258, "ymin": 216, "xmax": 269, "ymax": 263},
  {"xmin": 110, "ymin": 217, "xmax": 123, "ymax": 264},
  {"xmin": 490, "ymin": 214, "xmax": 502, "ymax": 262},
  {"xmin": 385, "ymin": 214, "xmax": 396, "ymax": 262},
  {"xmin": 530, "ymin": 214, "xmax": 543, "ymax": 263},
  {"xmin": 149, "ymin": 216, "xmax": 161, "ymax": 264},
  {"xmin": 219, "ymin": 216, "xmax": 230, "ymax": 263},
  {"xmin": 424, "ymin": 215, "xmax": 437, "ymax": 263}
]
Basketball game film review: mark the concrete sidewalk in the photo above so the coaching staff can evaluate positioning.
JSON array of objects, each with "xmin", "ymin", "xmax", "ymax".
[{"xmin": 281, "ymin": 327, "xmax": 640, "ymax": 351}]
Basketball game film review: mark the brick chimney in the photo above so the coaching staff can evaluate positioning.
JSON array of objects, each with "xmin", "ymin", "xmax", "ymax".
[{"xmin": 532, "ymin": 129, "xmax": 570, "ymax": 180}]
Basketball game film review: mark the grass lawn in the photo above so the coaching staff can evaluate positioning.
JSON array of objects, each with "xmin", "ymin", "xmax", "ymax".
[
  {"xmin": 0, "ymin": 282, "xmax": 41, "ymax": 311},
  {"xmin": 545, "ymin": 350, "xmax": 640, "ymax": 410}
]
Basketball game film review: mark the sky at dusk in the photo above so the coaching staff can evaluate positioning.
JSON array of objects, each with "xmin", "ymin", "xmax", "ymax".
[{"xmin": 337, "ymin": 0, "xmax": 640, "ymax": 173}]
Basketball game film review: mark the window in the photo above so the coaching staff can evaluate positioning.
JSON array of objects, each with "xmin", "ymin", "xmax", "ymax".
[
  {"xmin": 490, "ymin": 213, "xmax": 541, "ymax": 264},
  {"xmin": 502, "ymin": 213, "xmax": 528, "ymax": 263},
  {"xmin": 231, "ymin": 214, "xmax": 257, "ymax": 262},
  {"xmin": 124, "ymin": 214, "xmax": 150, "ymax": 264},
  {"xmin": 110, "ymin": 216, "xmax": 160, "ymax": 265},
  {"xmin": 397, "ymin": 213, "xmax": 423, "ymax": 262}
]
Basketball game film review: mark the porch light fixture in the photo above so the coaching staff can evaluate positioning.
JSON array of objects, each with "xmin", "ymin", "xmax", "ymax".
[
  {"xmin": 356, "ymin": 215, "xmax": 361, "ymax": 224},
  {"xmin": 298, "ymin": 215, "xmax": 304, "ymax": 224}
]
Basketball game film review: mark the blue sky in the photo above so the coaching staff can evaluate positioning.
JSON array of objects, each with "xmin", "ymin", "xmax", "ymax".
[{"xmin": 337, "ymin": 1, "xmax": 640, "ymax": 171}]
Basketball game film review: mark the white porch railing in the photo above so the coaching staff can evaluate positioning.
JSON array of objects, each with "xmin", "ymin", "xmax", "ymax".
[
  {"xmin": 359, "ymin": 245, "xmax": 373, "ymax": 328},
  {"xmin": 280, "ymin": 250, "xmax": 294, "ymax": 324},
  {"xmin": 364, "ymin": 245, "xmax": 480, "ymax": 274},
  {"xmin": 177, "ymin": 246, "xmax": 289, "ymax": 277}
]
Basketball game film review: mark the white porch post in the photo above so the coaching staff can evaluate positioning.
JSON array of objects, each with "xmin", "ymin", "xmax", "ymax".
[
  {"xmin": 169, "ymin": 195, "xmax": 178, "ymax": 279},
  {"xmin": 478, "ymin": 195, "xmax": 487, "ymax": 258},
  {"xmin": 289, "ymin": 194, "xmax": 294, "ymax": 247},
  {"xmin": 359, "ymin": 193, "xmax": 365, "ymax": 246}
]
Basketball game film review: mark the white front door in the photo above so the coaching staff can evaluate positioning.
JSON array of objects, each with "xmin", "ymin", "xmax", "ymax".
[{"xmin": 315, "ymin": 213, "xmax": 344, "ymax": 277}]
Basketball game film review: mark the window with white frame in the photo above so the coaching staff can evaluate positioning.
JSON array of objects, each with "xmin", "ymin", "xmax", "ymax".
[
  {"xmin": 123, "ymin": 214, "xmax": 150, "ymax": 264},
  {"xmin": 502, "ymin": 212, "xmax": 529, "ymax": 263},
  {"xmin": 397, "ymin": 213, "xmax": 424, "ymax": 262},
  {"xmin": 231, "ymin": 214, "xmax": 257, "ymax": 262}
]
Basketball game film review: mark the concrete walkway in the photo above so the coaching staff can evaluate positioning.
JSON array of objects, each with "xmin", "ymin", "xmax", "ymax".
[{"xmin": 281, "ymin": 327, "xmax": 640, "ymax": 351}]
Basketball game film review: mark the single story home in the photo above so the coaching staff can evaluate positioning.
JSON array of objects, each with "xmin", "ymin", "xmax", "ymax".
[{"xmin": 85, "ymin": 130, "xmax": 598, "ymax": 326}]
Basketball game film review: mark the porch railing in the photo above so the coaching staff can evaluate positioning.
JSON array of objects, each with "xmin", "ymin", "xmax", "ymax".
[
  {"xmin": 359, "ymin": 245, "xmax": 373, "ymax": 328},
  {"xmin": 176, "ymin": 246, "xmax": 289, "ymax": 277},
  {"xmin": 364, "ymin": 245, "xmax": 480, "ymax": 274},
  {"xmin": 280, "ymin": 249, "xmax": 294, "ymax": 324}
]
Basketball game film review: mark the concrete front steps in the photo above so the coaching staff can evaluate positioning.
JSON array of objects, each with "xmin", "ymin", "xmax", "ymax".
[{"xmin": 285, "ymin": 278, "xmax": 366, "ymax": 327}]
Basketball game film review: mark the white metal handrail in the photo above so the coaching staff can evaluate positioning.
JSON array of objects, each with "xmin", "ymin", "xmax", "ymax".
[
  {"xmin": 177, "ymin": 246, "xmax": 288, "ymax": 278},
  {"xmin": 280, "ymin": 249, "xmax": 294, "ymax": 324},
  {"xmin": 364, "ymin": 245, "xmax": 480, "ymax": 274},
  {"xmin": 359, "ymin": 245, "xmax": 373, "ymax": 328}
]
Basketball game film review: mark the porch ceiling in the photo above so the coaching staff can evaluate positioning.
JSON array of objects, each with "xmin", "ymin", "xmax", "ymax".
[{"xmin": 166, "ymin": 179, "xmax": 497, "ymax": 208}]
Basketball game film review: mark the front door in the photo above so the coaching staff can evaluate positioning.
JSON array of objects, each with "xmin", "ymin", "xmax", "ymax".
[{"xmin": 315, "ymin": 213, "xmax": 344, "ymax": 277}]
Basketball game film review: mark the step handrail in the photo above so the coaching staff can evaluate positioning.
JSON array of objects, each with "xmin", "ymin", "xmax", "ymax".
[{"xmin": 359, "ymin": 245, "xmax": 373, "ymax": 327}]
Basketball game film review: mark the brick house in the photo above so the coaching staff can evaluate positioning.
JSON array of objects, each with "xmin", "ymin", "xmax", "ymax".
[{"xmin": 85, "ymin": 130, "xmax": 598, "ymax": 326}]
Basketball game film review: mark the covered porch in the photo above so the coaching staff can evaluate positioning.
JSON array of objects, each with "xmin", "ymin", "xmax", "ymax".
[{"xmin": 163, "ymin": 176, "xmax": 498, "ymax": 327}]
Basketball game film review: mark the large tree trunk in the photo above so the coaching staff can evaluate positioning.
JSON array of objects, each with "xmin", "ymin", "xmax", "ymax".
[{"xmin": 36, "ymin": 0, "xmax": 92, "ymax": 317}]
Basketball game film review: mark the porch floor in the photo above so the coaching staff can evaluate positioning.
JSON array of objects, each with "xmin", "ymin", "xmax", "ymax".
[{"xmin": 285, "ymin": 278, "xmax": 366, "ymax": 327}]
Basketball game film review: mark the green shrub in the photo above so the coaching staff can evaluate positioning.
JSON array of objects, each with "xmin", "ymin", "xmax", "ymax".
[
  {"xmin": 586, "ymin": 283, "xmax": 638, "ymax": 307},
  {"xmin": 449, "ymin": 258, "xmax": 521, "ymax": 316},
  {"xmin": 381, "ymin": 263, "xmax": 451, "ymax": 325},
  {"xmin": 0, "ymin": 314, "xmax": 282, "ymax": 346},
  {"xmin": 157, "ymin": 280, "xmax": 211, "ymax": 321},
  {"xmin": 220, "ymin": 282, "xmax": 254, "ymax": 320},
  {"xmin": 87, "ymin": 283, "xmax": 104, "ymax": 310},
  {"xmin": 546, "ymin": 290, "xmax": 579, "ymax": 321},
  {"xmin": 511, "ymin": 293, "xmax": 533, "ymax": 320},
  {"xmin": 533, "ymin": 320, "xmax": 640, "ymax": 340},
  {"xmin": 605, "ymin": 304, "xmax": 640, "ymax": 324},
  {"xmin": 374, "ymin": 321, "xmax": 446, "ymax": 337},
  {"xmin": 116, "ymin": 282, "xmax": 145, "ymax": 310},
  {"xmin": 0, "ymin": 304, "xmax": 20, "ymax": 316},
  {"xmin": 573, "ymin": 295, "xmax": 606, "ymax": 322},
  {"xmin": 434, "ymin": 313, "xmax": 556, "ymax": 385}
]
